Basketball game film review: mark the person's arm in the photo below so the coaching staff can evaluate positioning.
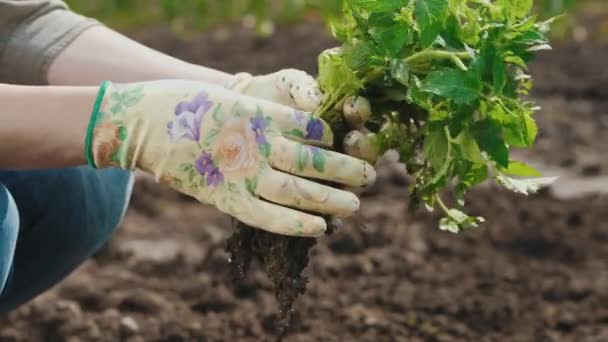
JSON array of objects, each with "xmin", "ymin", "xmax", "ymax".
[
  {"xmin": 0, "ymin": 0, "xmax": 232, "ymax": 86},
  {"xmin": 0, "ymin": 83, "xmax": 95, "ymax": 169},
  {"xmin": 47, "ymin": 25, "xmax": 233, "ymax": 86}
]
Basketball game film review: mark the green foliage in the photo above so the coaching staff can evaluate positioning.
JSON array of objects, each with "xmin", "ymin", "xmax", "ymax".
[
  {"xmin": 421, "ymin": 69, "xmax": 482, "ymax": 104},
  {"xmin": 316, "ymin": 0, "xmax": 558, "ymax": 232},
  {"xmin": 64, "ymin": 0, "xmax": 590, "ymax": 40},
  {"xmin": 65, "ymin": 0, "xmax": 319, "ymax": 35},
  {"xmin": 64, "ymin": 0, "xmax": 592, "ymax": 39},
  {"xmin": 540, "ymin": 0, "xmax": 575, "ymax": 14}
]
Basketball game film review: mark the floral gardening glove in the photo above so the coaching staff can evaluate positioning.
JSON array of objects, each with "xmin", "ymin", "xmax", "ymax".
[
  {"xmin": 228, "ymin": 69, "xmax": 324, "ymax": 112},
  {"xmin": 227, "ymin": 67, "xmax": 379, "ymax": 164},
  {"xmin": 86, "ymin": 80, "xmax": 376, "ymax": 237}
]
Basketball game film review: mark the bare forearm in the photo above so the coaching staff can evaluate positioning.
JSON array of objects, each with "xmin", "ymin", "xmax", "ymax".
[
  {"xmin": 0, "ymin": 84, "xmax": 96, "ymax": 169},
  {"xmin": 48, "ymin": 25, "xmax": 233, "ymax": 86}
]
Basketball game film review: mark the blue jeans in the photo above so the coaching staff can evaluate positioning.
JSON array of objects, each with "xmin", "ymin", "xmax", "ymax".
[{"xmin": 0, "ymin": 167, "xmax": 133, "ymax": 313}]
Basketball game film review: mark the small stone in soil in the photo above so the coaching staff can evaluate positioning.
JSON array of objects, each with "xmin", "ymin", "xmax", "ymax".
[{"xmin": 120, "ymin": 316, "xmax": 140, "ymax": 336}]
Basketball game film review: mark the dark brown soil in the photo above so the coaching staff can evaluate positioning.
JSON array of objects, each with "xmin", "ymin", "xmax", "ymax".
[
  {"xmin": 2, "ymin": 13, "xmax": 608, "ymax": 342},
  {"xmin": 225, "ymin": 221, "xmax": 319, "ymax": 339}
]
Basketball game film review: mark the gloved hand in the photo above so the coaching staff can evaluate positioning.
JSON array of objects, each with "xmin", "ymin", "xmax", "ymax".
[
  {"xmin": 227, "ymin": 69, "xmax": 324, "ymax": 112},
  {"xmin": 86, "ymin": 80, "xmax": 376, "ymax": 237},
  {"xmin": 226, "ymin": 68, "xmax": 379, "ymax": 164}
]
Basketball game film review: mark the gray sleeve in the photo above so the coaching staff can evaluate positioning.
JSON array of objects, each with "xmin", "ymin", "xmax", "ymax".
[{"xmin": 0, "ymin": 0, "xmax": 101, "ymax": 85}]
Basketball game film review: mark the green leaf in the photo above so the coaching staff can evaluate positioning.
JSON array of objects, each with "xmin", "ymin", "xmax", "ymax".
[
  {"xmin": 502, "ymin": 161, "xmax": 542, "ymax": 177},
  {"xmin": 497, "ymin": 0, "xmax": 533, "ymax": 20},
  {"xmin": 473, "ymin": 43, "xmax": 493, "ymax": 82},
  {"xmin": 343, "ymin": 40, "xmax": 384, "ymax": 71},
  {"xmin": 439, "ymin": 217, "xmax": 460, "ymax": 233},
  {"xmin": 458, "ymin": 8, "xmax": 482, "ymax": 46},
  {"xmin": 439, "ymin": 209, "xmax": 485, "ymax": 233},
  {"xmin": 371, "ymin": 25, "xmax": 411, "ymax": 55},
  {"xmin": 513, "ymin": 29, "xmax": 548, "ymax": 45},
  {"xmin": 428, "ymin": 155, "xmax": 453, "ymax": 188},
  {"xmin": 496, "ymin": 174, "xmax": 557, "ymax": 195},
  {"xmin": 504, "ymin": 114, "xmax": 538, "ymax": 148},
  {"xmin": 505, "ymin": 55, "xmax": 527, "ymax": 69},
  {"xmin": 390, "ymin": 59, "xmax": 410, "ymax": 86},
  {"xmin": 415, "ymin": 0, "xmax": 448, "ymax": 47},
  {"xmin": 421, "ymin": 69, "xmax": 482, "ymax": 104},
  {"xmin": 368, "ymin": 11, "xmax": 395, "ymax": 27},
  {"xmin": 524, "ymin": 115, "xmax": 538, "ymax": 145},
  {"xmin": 423, "ymin": 128, "xmax": 450, "ymax": 171},
  {"xmin": 473, "ymin": 119, "xmax": 509, "ymax": 168},
  {"xmin": 350, "ymin": 0, "xmax": 408, "ymax": 12},
  {"xmin": 455, "ymin": 161, "xmax": 489, "ymax": 206},
  {"xmin": 493, "ymin": 56, "xmax": 507, "ymax": 94},
  {"xmin": 317, "ymin": 49, "xmax": 363, "ymax": 108},
  {"xmin": 459, "ymin": 162, "xmax": 488, "ymax": 188},
  {"xmin": 454, "ymin": 130, "xmax": 484, "ymax": 163},
  {"xmin": 312, "ymin": 149, "xmax": 327, "ymax": 173}
]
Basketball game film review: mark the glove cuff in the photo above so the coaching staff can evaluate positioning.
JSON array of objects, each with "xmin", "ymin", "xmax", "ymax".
[{"xmin": 84, "ymin": 80, "xmax": 111, "ymax": 168}]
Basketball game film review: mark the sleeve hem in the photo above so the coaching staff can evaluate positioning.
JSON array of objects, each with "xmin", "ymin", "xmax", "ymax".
[
  {"xmin": 0, "ymin": 9, "xmax": 103, "ymax": 85},
  {"xmin": 39, "ymin": 19, "xmax": 101, "ymax": 85}
]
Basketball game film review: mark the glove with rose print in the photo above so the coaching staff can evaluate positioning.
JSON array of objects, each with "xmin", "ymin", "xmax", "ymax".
[{"xmin": 86, "ymin": 80, "xmax": 376, "ymax": 237}]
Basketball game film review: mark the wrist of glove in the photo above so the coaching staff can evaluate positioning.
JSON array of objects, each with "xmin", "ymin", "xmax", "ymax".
[
  {"xmin": 85, "ymin": 80, "xmax": 375, "ymax": 237},
  {"xmin": 227, "ymin": 67, "xmax": 379, "ymax": 164}
]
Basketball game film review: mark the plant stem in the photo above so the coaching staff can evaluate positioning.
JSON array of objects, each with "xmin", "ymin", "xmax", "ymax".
[
  {"xmin": 360, "ymin": 67, "xmax": 384, "ymax": 84},
  {"xmin": 404, "ymin": 50, "xmax": 472, "ymax": 65},
  {"xmin": 435, "ymin": 193, "xmax": 453, "ymax": 218}
]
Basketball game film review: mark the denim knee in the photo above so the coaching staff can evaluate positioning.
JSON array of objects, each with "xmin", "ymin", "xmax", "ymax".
[
  {"xmin": 0, "ymin": 185, "xmax": 19, "ymax": 295},
  {"xmin": 0, "ymin": 166, "xmax": 133, "ymax": 241},
  {"xmin": 57, "ymin": 167, "xmax": 135, "ymax": 258},
  {"xmin": 0, "ymin": 167, "xmax": 133, "ymax": 312}
]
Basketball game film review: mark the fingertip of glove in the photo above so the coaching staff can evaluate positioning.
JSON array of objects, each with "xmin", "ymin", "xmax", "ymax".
[
  {"xmin": 302, "ymin": 217, "xmax": 328, "ymax": 237},
  {"xmin": 344, "ymin": 191, "xmax": 362, "ymax": 214},
  {"xmin": 361, "ymin": 161, "xmax": 377, "ymax": 187},
  {"xmin": 320, "ymin": 120, "xmax": 335, "ymax": 146}
]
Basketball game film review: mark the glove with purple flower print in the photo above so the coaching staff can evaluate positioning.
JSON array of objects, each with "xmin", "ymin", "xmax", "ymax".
[{"xmin": 85, "ymin": 80, "xmax": 376, "ymax": 237}]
